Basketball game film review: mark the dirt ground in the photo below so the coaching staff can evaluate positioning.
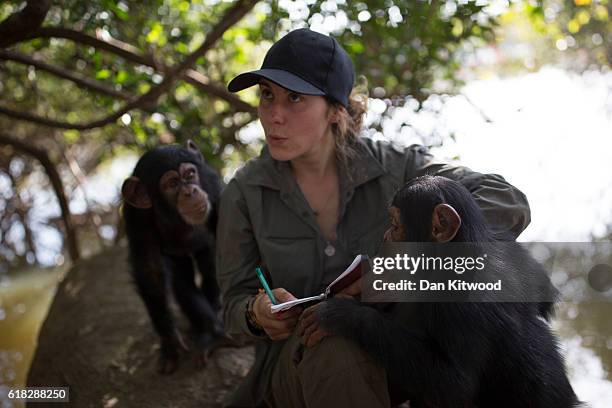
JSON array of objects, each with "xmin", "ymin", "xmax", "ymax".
[{"xmin": 27, "ymin": 244, "xmax": 254, "ymax": 407}]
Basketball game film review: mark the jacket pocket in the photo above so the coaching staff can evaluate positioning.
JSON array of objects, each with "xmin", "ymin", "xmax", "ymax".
[{"xmin": 258, "ymin": 237, "xmax": 316, "ymax": 298}]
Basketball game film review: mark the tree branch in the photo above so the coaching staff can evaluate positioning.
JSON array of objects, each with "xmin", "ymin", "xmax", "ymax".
[
  {"xmin": 5, "ymin": 169, "xmax": 38, "ymax": 263},
  {"xmin": 26, "ymin": 27, "xmax": 257, "ymax": 114},
  {"xmin": 0, "ymin": 50, "xmax": 132, "ymax": 100},
  {"xmin": 63, "ymin": 147, "xmax": 106, "ymax": 248},
  {"xmin": 0, "ymin": 106, "xmax": 86, "ymax": 129},
  {"xmin": 26, "ymin": 27, "xmax": 156, "ymax": 67},
  {"xmin": 183, "ymin": 70, "xmax": 257, "ymax": 114},
  {"xmin": 0, "ymin": 0, "xmax": 52, "ymax": 48},
  {"xmin": 0, "ymin": 133, "xmax": 80, "ymax": 262},
  {"xmin": 0, "ymin": 0, "xmax": 258, "ymax": 130}
]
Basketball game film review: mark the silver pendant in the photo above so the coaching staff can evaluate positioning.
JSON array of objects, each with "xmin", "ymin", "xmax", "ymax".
[{"xmin": 324, "ymin": 243, "xmax": 335, "ymax": 257}]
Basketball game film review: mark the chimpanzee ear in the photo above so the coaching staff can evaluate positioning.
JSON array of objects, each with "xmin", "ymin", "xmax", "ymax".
[
  {"xmin": 431, "ymin": 204, "xmax": 461, "ymax": 243},
  {"xmin": 185, "ymin": 139, "xmax": 205, "ymax": 162},
  {"xmin": 121, "ymin": 176, "xmax": 152, "ymax": 209}
]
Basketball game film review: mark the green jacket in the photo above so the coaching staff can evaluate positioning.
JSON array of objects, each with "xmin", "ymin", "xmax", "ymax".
[{"xmin": 215, "ymin": 138, "xmax": 530, "ymax": 407}]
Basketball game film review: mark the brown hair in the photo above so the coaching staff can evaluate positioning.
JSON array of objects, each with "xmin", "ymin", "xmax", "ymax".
[{"xmin": 327, "ymin": 89, "xmax": 368, "ymax": 166}]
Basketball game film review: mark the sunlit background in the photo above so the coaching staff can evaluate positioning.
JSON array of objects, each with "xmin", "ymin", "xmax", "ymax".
[{"xmin": 0, "ymin": 0, "xmax": 611, "ymax": 407}]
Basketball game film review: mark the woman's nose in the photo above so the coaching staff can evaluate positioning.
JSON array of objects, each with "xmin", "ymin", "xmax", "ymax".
[{"xmin": 267, "ymin": 102, "xmax": 285, "ymax": 125}]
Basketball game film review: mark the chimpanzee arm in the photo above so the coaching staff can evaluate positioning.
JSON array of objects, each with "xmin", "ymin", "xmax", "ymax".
[
  {"xmin": 124, "ymin": 207, "xmax": 182, "ymax": 371},
  {"xmin": 129, "ymin": 245, "xmax": 184, "ymax": 357},
  {"xmin": 316, "ymin": 298, "xmax": 509, "ymax": 406},
  {"xmin": 193, "ymin": 244, "xmax": 221, "ymax": 312},
  {"xmin": 168, "ymin": 254, "xmax": 221, "ymax": 334}
]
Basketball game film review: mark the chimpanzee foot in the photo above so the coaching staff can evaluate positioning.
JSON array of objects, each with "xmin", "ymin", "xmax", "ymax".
[
  {"xmin": 157, "ymin": 332, "xmax": 190, "ymax": 374},
  {"xmin": 157, "ymin": 353, "xmax": 179, "ymax": 374}
]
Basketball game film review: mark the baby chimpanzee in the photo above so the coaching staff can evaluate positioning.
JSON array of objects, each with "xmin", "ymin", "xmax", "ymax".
[
  {"xmin": 301, "ymin": 175, "xmax": 580, "ymax": 408},
  {"xmin": 122, "ymin": 140, "xmax": 227, "ymax": 374}
]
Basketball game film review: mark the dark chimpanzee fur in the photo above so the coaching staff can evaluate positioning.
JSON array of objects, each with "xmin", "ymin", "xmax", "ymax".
[
  {"xmin": 122, "ymin": 140, "xmax": 228, "ymax": 374},
  {"xmin": 315, "ymin": 175, "xmax": 580, "ymax": 408}
]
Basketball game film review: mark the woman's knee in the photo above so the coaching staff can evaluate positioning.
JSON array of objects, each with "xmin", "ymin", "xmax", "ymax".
[{"xmin": 299, "ymin": 335, "xmax": 384, "ymax": 379}]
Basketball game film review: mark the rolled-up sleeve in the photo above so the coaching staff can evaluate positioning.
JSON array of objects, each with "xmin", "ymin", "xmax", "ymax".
[
  {"xmin": 216, "ymin": 179, "xmax": 266, "ymax": 342},
  {"xmin": 407, "ymin": 147, "xmax": 531, "ymax": 239}
]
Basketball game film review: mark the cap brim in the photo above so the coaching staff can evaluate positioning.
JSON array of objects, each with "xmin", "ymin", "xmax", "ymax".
[{"xmin": 227, "ymin": 68, "xmax": 325, "ymax": 96}]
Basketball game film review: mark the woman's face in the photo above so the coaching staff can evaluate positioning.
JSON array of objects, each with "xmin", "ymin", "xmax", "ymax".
[
  {"xmin": 258, "ymin": 80, "xmax": 336, "ymax": 162},
  {"xmin": 383, "ymin": 206, "xmax": 406, "ymax": 242}
]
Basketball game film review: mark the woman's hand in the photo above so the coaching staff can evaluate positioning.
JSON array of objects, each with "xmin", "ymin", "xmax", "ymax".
[
  {"xmin": 253, "ymin": 288, "xmax": 302, "ymax": 340},
  {"xmin": 298, "ymin": 303, "xmax": 330, "ymax": 347}
]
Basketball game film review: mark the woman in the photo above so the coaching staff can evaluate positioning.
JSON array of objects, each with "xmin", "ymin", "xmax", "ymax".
[{"xmin": 216, "ymin": 28, "xmax": 530, "ymax": 408}]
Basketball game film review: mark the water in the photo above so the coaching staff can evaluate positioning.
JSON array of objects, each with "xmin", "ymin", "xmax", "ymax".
[{"xmin": 0, "ymin": 267, "xmax": 64, "ymax": 408}]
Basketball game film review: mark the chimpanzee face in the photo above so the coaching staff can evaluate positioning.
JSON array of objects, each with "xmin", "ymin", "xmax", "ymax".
[
  {"xmin": 122, "ymin": 140, "xmax": 216, "ymax": 227},
  {"xmin": 383, "ymin": 202, "xmax": 462, "ymax": 243},
  {"xmin": 383, "ymin": 206, "xmax": 406, "ymax": 242},
  {"xmin": 159, "ymin": 162, "xmax": 210, "ymax": 226}
]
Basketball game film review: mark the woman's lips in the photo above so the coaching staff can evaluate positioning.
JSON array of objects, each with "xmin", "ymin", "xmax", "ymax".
[{"xmin": 267, "ymin": 134, "xmax": 288, "ymax": 146}]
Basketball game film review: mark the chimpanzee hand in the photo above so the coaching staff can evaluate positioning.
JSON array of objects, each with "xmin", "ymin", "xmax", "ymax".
[
  {"xmin": 298, "ymin": 303, "xmax": 331, "ymax": 347},
  {"xmin": 253, "ymin": 288, "xmax": 303, "ymax": 340},
  {"xmin": 337, "ymin": 276, "xmax": 362, "ymax": 299},
  {"xmin": 299, "ymin": 297, "xmax": 371, "ymax": 348},
  {"xmin": 158, "ymin": 330, "xmax": 190, "ymax": 374}
]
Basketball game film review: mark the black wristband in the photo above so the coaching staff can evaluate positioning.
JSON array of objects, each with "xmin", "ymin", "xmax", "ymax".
[{"xmin": 245, "ymin": 294, "xmax": 266, "ymax": 336}]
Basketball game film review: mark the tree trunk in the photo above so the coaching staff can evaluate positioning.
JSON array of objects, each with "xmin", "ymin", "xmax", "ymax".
[{"xmin": 0, "ymin": 133, "xmax": 80, "ymax": 263}]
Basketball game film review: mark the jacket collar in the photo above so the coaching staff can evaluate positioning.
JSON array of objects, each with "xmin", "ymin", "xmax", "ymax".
[{"xmin": 244, "ymin": 137, "xmax": 386, "ymax": 192}]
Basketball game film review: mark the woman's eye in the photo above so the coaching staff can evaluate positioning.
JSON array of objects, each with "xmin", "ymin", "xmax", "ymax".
[
  {"xmin": 288, "ymin": 93, "xmax": 302, "ymax": 103},
  {"xmin": 169, "ymin": 179, "xmax": 179, "ymax": 189},
  {"xmin": 261, "ymin": 89, "xmax": 273, "ymax": 99}
]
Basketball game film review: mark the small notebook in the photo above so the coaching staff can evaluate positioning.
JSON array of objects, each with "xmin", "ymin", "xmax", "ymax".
[{"xmin": 271, "ymin": 254, "xmax": 368, "ymax": 313}]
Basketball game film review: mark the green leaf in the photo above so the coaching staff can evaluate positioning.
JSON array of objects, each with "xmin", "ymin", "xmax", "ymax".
[
  {"xmin": 146, "ymin": 22, "xmax": 167, "ymax": 46},
  {"xmin": 63, "ymin": 130, "xmax": 80, "ymax": 143},
  {"xmin": 96, "ymin": 69, "xmax": 111, "ymax": 80},
  {"xmin": 175, "ymin": 42, "xmax": 189, "ymax": 54},
  {"xmin": 115, "ymin": 70, "xmax": 128, "ymax": 84},
  {"xmin": 347, "ymin": 40, "xmax": 365, "ymax": 54}
]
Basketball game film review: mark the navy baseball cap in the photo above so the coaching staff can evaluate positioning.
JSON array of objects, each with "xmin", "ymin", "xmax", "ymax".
[{"xmin": 227, "ymin": 28, "xmax": 355, "ymax": 108}]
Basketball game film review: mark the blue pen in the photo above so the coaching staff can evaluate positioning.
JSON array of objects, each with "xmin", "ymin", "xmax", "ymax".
[{"xmin": 256, "ymin": 266, "xmax": 278, "ymax": 305}]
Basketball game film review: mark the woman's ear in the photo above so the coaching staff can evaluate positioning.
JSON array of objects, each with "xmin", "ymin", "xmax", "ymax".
[
  {"xmin": 431, "ymin": 204, "xmax": 461, "ymax": 243},
  {"xmin": 329, "ymin": 110, "xmax": 339, "ymax": 124},
  {"xmin": 328, "ymin": 104, "xmax": 343, "ymax": 124}
]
